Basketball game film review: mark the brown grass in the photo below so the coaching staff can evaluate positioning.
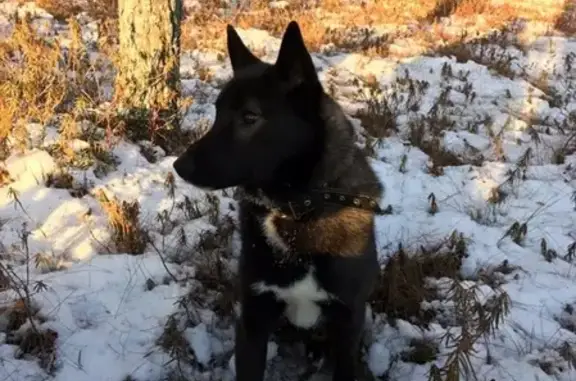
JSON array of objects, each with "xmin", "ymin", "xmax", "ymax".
[
  {"xmin": 0, "ymin": 0, "xmax": 564, "ymax": 165},
  {"xmin": 0, "ymin": 18, "xmax": 68, "ymax": 153},
  {"xmin": 401, "ymin": 339, "xmax": 439, "ymax": 364},
  {"xmin": 0, "ymin": 298, "xmax": 57, "ymax": 373},
  {"xmin": 35, "ymin": 0, "xmax": 117, "ymax": 21},
  {"xmin": 174, "ymin": 0, "xmax": 567, "ymax": 56},
  {"xmin": 19, "ymin": 0, "xmax": 569, "ymax": 61},
  {"xmin": 0, "ymin": 15, "xmax": 105, "ymax": 163},
  {"xmin": 369, "ymin": 232, "xmax": 467, "ymax": 325},
  {"xmin": 95, "ymin": 190, "xmax": 148, "ymax": 255},
  {"xmin": 190, "ymin": 215, "xmax": 237, "ymax": 317},
  {"xmin": 0, "ymin": 165, "xmax": 13, "ymax": 187},
  {"xmin": 15, "ymin": 328, "xmax": 59, "ymax": 372},
  {"xmin": 157, "ymin": 314, "xmax": 195, "ymax": 370},
  {"xmin": 555, "ymin": 0, "xmax": 576, "ymax": 34}
]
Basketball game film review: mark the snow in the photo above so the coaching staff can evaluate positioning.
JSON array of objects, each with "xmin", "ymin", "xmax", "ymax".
[
  {"xmin": 1, "ymin": 0, "xmax": 576, "ymax": 380},
  {"xmin": 187, "ymin": 323, "xmax": 213, "ymax": 366}
]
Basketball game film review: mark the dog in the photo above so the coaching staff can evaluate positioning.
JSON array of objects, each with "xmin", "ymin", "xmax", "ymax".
[{"xmin": 173, "ymin": 21, "xmax": 384, "ymax": 381}]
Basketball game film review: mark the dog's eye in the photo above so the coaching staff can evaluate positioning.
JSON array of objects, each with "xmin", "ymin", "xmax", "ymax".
[{"xmin": 242, "ymin": 111, "xmax": 259, "ymax": 125}]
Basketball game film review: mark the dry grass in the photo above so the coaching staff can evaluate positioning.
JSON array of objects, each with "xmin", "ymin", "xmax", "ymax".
[
  {"xmin": 0, "ymin": 165, "xmax": 13, "ymax": 187},
  {"xmin": 171, "ymin": 0, "xmax": 569, "ymax": 56},
  {"xmin": 369, "ymin": 232, "xmax": 467, "ymax": 325},
  {"xmin": 433, "ymin": 24, "xmax": 524, "ymax": 79},
  {"xmin": 0, "ymin": 18, "xmax": 70, "ymax": 155},
  {"xmin": 155, "ymin": 213, "xmax": 238, "ymax": 378},
  {"xmin": 95, "ymin": 190, "xmax": 148, "ymax": 255},
  {"xmin": 44, "ymin": 169, "xmax": 89, "ymax": 197},
  {"xmin": 0, "ymin": 15, "xmax": 106, "ymax": 164},
  {"xmin": 0, "ymin": 0, "xmax": 565, "ymax": 165},
  {"xmin": 401, "ymin": 339, "xmax": 439, "ymax": 364},
  {"xmin": 13, "ymin": 328, "xmax": 59, "ymax": 373},
  {"xmin": 428, "ymin": 282, "xmax": 510, "ymax": 381},
  {"xmin": 188, "ymin": 214, "xmax": 237, "ymax": 318},
  {"xmin": 528, "ymin": 341, "xmax": 576, "ymax": 378},
  {"xmin": 555, "ymin": 0, "xmax": 576, "ymax": 34},
  {"xmin": 16, "ymin": 0, "xmax": 569, "ymax": 62},
  {"xmin": 557, "ymin": 303, "xmax": 576, "ymax": 333},
  {"xmin": 369, "ymin": 231, "xmax": 510, "ymax": 379},
  {"xmin": 157, "ymin": 314, "xmax": 196, "ymax": 373},
  {"xmin": 35, "ymin": 0, "xmax": 117, "ymax": 21},
  {"xmin": 353, "ymin": 75, "xmax": 401, "ymax": 139},
  {"xmin": 0, "ymin": 231, "xmax": 58, "ymax": 373}
]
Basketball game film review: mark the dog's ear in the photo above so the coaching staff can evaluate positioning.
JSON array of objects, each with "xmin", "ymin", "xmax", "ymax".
[
  {"xmin": 275, "ymin": 21, "xmax": 318, "ymax": 88},
  {"xmin": 227, "ymin": 25, "xmax": 261, "ymax": 73}
]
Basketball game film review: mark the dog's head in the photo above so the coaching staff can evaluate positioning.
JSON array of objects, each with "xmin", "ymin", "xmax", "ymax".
[{"xmin": 173, "ymin": 21, "xmax": 325, "ymax": 190}]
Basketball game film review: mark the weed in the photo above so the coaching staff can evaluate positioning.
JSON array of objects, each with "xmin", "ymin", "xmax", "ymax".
[
  {"xmin": 557, "ymin": 303, "xmax": 576, "ymax": 333},
  {"xmin": 191, "ymin": 216, "xmax": 237, "ymax": 318},
  {"xmin": 529, "ymin": 343, "xmax": 576, "ymax": 377},
  {"xmin": 476, "ymin": 260, "xmax": 522, "ymax": 288},
  {"xmin": 555, "ymin": 0, "xmax": 576, "ymax": 35},
  {"xmin": 434, "ymin": 26, "xmax": 523, "ymax": 79},
  {"xmin": 370, "ymin": 231, "xmax": 467, "ymax": 325},
  {"xmin": 44, "ymin": 170, "xmax": 74, "ymax": 189},
  {"xmin": 0, "ymin": 165, "xmax": 12, "ymax": 186},
  {"xmin": 500, "ymin": 221, "xmax": 528, "ymax": 246},
  {"xmin": 354, "ymin": 79, "xmax": 398, "ymax": 139},
  {"xmin": 0, "ymin": 17, "xmax": 68, "ymax": 153},
  {"xmin": 12, "ymin": 328, "xmax": 59, "ymax": 373},
  {"xmin": 428, "ymin": 281, "xmax": 510, "ymax": 381},
  {"xmin": 566, "ymin": 242, "xmax": 576, "ymax": 263},
  {"xmin": 0, "ymin": 226, "xmax": 56, "ymax": 373},
  {"xmin": 157, "ymin": 314, "xmax": 196, "ymax": 374},
  {"xmin": 540, "ymin": 238, "xmax": 558, "ymax": 263},
  {"xmin": 424, "ymin": 0, "xmax": 492, "ymax": 22},
  {"xmin": 354, "ymin": 71, "xmax": 429, "ymax": 140},
  {"xmin": 43, "ymin": 169, "xmax": 89, "ymax": 198},
  {"xmin": 36, "ymin": 0, "xmax": 117, "ymax": 21},
  {"xmin": 95, "ymin": 190, "xmax": 148, "ymax": 254},
  {"xmin": 34, "ymin": 252, "xmax": 67, "ymax": 273},
  {"xmin": 401, "ymin": 339, "xmax": 439, "ymax": 364},
  {"xmin": 428, "ymin": 193, "xmax": 439, "ymax": 215}
]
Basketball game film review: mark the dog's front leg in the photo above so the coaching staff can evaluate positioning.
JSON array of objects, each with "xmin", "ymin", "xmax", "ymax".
[
  {"xmin": 326, "ymin": 304, "xmax": 365, "ymax": 381},
  {"xmin": 235, "ymin": 293, "xmax": 283, "ymax": 381}
]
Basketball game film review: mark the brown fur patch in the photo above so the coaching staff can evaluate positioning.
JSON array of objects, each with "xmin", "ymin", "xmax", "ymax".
[{"xmin": 265, "ymin": 207, "xmax": 375, "ymax": 256}]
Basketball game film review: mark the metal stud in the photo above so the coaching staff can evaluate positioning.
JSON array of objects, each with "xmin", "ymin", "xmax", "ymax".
[
  {"xmin": 339, "ymin": 195, "xmax": 345, "ymax": 201},
  {"xmin": 353, "ymin": 198, "xmax": 361, "ymax": 206},
  {"xmin": 324, "ymin": 193, "xmax": 331, "ymax": 199},
  {"xmin": 304, "ymin": 199, "xmax": 312, "ymax": 206}
]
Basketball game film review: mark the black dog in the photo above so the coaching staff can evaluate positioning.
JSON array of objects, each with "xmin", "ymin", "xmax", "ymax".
[{"xmin": 173, "ymin": 21, "xmax": 383, "ymax": 381}]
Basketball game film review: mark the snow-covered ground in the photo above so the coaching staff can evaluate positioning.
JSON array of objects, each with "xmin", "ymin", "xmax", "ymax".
[{"xmin": 1, "ymin": 1, "xmax": 576, "ymax": 380}]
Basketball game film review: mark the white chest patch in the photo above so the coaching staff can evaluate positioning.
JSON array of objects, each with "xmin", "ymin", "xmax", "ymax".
[{"xmin": 252, "ymin": 270, "xmax": 332, "ymax": 329}]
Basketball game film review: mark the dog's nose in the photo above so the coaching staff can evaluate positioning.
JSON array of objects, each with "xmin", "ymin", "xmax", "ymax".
[{"xmin": 173, "ymin": 155, "xmax": 193, "ymax": 179}]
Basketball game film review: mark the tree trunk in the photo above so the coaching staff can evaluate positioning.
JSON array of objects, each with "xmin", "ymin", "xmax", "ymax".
[{"xmin": 114, "ymin": 0, "xmax": 183, "ymax": 152}]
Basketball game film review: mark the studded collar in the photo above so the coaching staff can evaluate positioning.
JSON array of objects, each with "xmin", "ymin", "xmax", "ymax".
[{"xmin": 241, "ymin": 187, "xmax": 387, "ymax": 221}]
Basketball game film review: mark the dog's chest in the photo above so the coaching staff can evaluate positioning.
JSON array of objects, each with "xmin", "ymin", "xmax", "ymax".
[{"xmin": 252, "ymin": 269, "xmax": 331, "ymax": 329}]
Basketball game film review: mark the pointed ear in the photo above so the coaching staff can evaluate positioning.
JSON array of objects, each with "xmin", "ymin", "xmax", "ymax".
[
  {"xmin": 274, "ymin": 21, "xmax": 318, "ymax": 87},
  {"xmin": 226, "ymin": 24, "xmax": 261, "ymax": 73}
]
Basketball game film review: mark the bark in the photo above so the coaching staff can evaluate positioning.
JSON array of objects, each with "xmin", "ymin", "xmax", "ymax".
[{"xmin": 114, "ymin": 0, "xmax": 183, "ymax": 149}]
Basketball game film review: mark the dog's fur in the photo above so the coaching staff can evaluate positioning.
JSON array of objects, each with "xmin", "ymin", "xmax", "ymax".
[{"xmin": 173, "ymin": 21, "xmax": 383, "ymax": 381}]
